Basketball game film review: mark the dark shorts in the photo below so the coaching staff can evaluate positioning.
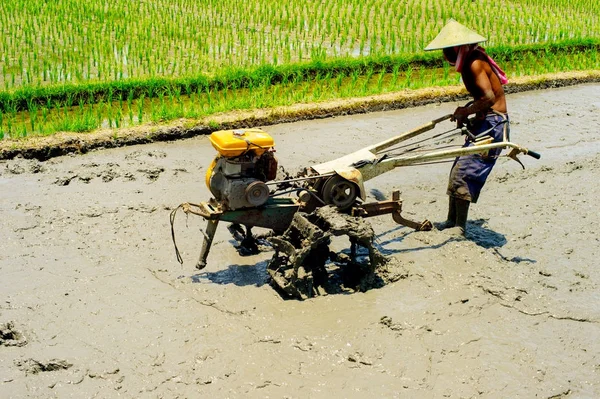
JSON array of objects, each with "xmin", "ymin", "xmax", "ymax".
[{"xmin": 447, "ymin": 112, "xmax": 509, "ymax": 203}]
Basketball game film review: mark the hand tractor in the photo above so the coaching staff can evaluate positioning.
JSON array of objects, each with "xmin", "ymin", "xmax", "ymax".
[{"xmin": 171, "ymin": 114, "xmax": 540, "ymax": 298}]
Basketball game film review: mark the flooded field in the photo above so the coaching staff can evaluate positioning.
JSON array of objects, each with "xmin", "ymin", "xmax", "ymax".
[{"xmin": 1, "ymin": 83, "xmax": 599, "ymax": 397}]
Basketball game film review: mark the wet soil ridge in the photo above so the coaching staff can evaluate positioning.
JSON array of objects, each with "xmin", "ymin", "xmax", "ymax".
[
  {"xmin": 14, "ymin": 358, "xmax": 72, "ymax": 375},
  {"xmin": 1, "ymin": 72, "xmax": 598, "ymax": 161},
  {"xmin": 267, "ymin": 206, "xmax": 405, "ymax": 299}
]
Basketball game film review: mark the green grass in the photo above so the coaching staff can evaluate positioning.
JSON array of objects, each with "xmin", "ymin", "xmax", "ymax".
[
  {"xmin": 0, "ymin": 0, "xmax": 599, "ymax": 137},
  {"xmin": 1, "ymin": 0, "xmax": 598, "ymax": 89}
]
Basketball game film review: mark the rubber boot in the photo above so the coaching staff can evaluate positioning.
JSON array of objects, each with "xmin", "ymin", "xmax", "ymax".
[
  {"xmin": 453, "ymin": 198, "xmax": 470, "ymax": 236},
  {"xmin": 434, "ymin": 196, "xmax": 456, "ymax": 230}
]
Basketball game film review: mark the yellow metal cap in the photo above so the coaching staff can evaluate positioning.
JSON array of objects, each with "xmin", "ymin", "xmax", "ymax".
[
  {"xmin": 209, "ymin": 128, "xmax": 274, "ymax": 157},
  {"xmin": 424, "ymin": 19, "xmax": 487, "ymax": 51}
]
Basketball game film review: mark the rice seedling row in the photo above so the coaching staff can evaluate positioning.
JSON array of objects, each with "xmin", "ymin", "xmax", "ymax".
[
  {"xmin": 1, "ymin": 0, "xmax": 598, "ymax": 90},
  {"xmin": 1, "ymin": 46, "xmax": 598, "ymax": 139},
  {"xmin": 1, "ymin": 39, "xmax": 597, "ymax": 115}
]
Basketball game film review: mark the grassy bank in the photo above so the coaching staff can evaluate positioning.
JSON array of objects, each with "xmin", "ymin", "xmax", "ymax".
[{"xmin": 1, "ymin": 70, "xmax": 599, "ymax": 161}]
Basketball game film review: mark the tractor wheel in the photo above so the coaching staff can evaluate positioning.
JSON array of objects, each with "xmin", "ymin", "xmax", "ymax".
[{"xmin": 321, "ymin": 175, "xmax": 358, "ymax": 211}]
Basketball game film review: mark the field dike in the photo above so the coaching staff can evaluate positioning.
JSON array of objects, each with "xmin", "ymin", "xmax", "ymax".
[{"xmin": 1, "ymin": 70, "xmax": 599, "ymax": 161}]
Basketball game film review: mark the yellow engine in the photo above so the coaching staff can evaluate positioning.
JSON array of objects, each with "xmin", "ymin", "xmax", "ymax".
[{"xmin": 205, "ymin": 129, "xmax": 278, "ymax": 210}]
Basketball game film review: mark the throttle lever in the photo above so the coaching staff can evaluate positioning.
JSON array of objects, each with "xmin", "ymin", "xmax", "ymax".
[{"xmin": 460, "ymin": 127, "xmax": 477, "ymax": 142}]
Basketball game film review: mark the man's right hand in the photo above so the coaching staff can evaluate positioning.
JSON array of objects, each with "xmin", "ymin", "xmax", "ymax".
[{"xmin": 451, "ymin": 106, "xmax": 470, "ymax": 127}]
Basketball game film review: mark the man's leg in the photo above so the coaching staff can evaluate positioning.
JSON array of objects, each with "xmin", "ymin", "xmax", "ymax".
[
  {"xmin": 435, "ymin": 195, "xmax": 456, "ymax": 230},
  {"xmin": 454, "ymin": 197, "xmax": 470, "ymax": 235}
]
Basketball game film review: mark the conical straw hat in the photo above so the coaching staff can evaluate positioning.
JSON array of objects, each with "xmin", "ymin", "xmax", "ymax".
[{"xmin": 424, "ymin": 19, "xmax": 487, "ymax": 51}]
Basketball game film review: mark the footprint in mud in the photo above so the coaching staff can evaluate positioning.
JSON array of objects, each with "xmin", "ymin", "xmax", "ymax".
[
  {"xmin": 172, "ymin": 167, "xmax": 188, "ymax": 176},
  {"xmin": 125, "ymin": 150, "xmax": 167, "ymax": 160},
  {"xmin": 0, "ymin": 322, "xmax": 28, "ymax": 347},
  {"xmin": 137, "ymin": 167, "xmax": 165, "ymax": 181},
  {"xmin": 53, "ymin": 162, "xmax": 139, "ymax": 185},
  {"xmin": 3, "ymin": 158, "xmax": 46, "ymax": 175},
  {"xmin": 99, "ymin": 169, "xmax": 120, "ymax": 182},
  {"xmin": 53, "ymin": 174, "xmax": 79, "ymax": 186},
  {"xmin": 14, "ymin": 358, "xmax": 72, "ymax": 375},
  {"xmin": 84, "ymin": 162, "xmax": 121, "ymax": 182}
]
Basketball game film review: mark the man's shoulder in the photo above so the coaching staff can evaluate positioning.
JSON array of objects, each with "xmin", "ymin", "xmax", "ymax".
[{"xmin": 466, "ymin": 54, "xmax": 490, "ymax": 73}]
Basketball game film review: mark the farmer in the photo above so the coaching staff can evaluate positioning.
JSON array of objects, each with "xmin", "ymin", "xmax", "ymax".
[{"xmin": 425, "ymin": 19, "xmax": 509, "ymax": 235}]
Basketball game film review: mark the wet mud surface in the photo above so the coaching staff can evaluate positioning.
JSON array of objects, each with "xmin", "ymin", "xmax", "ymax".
[{"xmin": 1, "ymin": 83, "xmax": 599, "ymax": 397}]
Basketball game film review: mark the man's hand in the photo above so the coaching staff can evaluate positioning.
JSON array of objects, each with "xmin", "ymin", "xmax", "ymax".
[{"xmin": 451, "ymin": 106, "xmax": 470, "ymax": 127}]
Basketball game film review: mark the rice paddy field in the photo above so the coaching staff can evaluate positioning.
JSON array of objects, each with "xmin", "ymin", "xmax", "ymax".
[{"xmin": 0, "ymin": 0, "xmax": 599, "ymax": 138}]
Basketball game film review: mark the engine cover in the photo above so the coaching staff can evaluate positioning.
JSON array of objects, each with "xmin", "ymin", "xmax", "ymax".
[
  {"xmin": 208, "ymin": 156, "xmax": 272, "ymax": 210},
  {"xmin": 206, "ymin": 128, "xmax": 278, "ymax": 210},
  {"xmin": 223, "ymin": 178, "xmax": 269, "ymax": 210}
]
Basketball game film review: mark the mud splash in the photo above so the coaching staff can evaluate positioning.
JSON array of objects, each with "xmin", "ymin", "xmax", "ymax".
[
  {"xmin": 15, "ymin": 359, "xmax": 73, "ymax": 375},
  {"xmin": 0, "ymin": 322, "xmax": 27, "ymax": 347},
  {"xmin": 268, "ymin": 206, "xmax": 407, "ymax": 299}
]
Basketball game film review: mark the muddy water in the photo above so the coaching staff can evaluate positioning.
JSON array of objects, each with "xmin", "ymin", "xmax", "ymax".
[{"xmin": 1, "ymin": 84, "xmax": 599, "ymax": 397}]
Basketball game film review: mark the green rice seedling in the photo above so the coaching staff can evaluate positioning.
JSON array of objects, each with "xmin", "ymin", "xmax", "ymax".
[
  {"xmin": 390, "ymin": 63, "xmax": 400, "ymax": 88},
  {"xmin": 41, "ymin": 106, "xmax": 48, "ymax": 127},
  {"xmin": 335, "ymin": 72, "xmax": 345, "ymax": 92},
  {"xmin": 442, "ymin": 62, "xmax": 450, "ymax": 83},
  {"xmin": 350, "ymin": 70, "xmax": 360, "ymax": 93},
  {"xmin": 312, "ymin": 80, "xmax": 322, "ymax": 101},
  {"xmin": 206, "ymin": 88, "xmax": 213, "ymax": 110},
  {"xmin": 418, "ymin": 66, "xmax": 426, "ymax": 86},
  {"xmin": 96, "ymin": 100, "xmax": 104, "ymax": 127},
  {"xmin": 115, "ymin": 108, "xmax": 123, "ymax": 128},
  {"xmin": 6, "ymin": 116, "xmax": 12, "ymax": 137},
  {"xmin": 404, "ymin": 66, "xmax": 413, "ymax": 88},
  {"xmin": 128, "ymin": 103, "xmax": 134, "ymax": 126},
  {"xmin": 376, "ymin": 69, "xmax": 385, "ymax": 92},
  {"xmin": 137, "ymin": 95, "xmax": 145, "ymax": 123},
  {"xmin": 29, "ymin": 105, "xmax": 38, "ymax": 133}
]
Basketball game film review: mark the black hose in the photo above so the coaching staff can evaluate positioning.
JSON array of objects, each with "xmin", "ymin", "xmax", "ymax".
[{"xmin": 170, "ymin": 205, "xmax": 185, "ymax": 265}]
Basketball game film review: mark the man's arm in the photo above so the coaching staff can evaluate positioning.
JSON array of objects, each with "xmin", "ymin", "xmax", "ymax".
[{"xmin": 452, "ymin": 59, "xmax": 495, "ymax": 125}]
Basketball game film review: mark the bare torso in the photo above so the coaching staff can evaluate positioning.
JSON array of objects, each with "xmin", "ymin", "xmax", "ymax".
[{"xmin": 461, "ymin": 52, "xmax": 507, "ymax": 114}]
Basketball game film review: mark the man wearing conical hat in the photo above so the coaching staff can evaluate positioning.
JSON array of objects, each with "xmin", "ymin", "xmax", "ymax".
[{"xmin": 426, "ymin": 19, "xmax": 509, "ymax": 236}]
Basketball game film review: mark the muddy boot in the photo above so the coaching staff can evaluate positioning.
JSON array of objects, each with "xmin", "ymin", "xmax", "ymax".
[
  {"xmin": 434, "ymin": 196, "xmax": 456, "ymax": 230},
  {"xmin": 447, "ymin": 198, "xmax": 470, "ymax": 236}
]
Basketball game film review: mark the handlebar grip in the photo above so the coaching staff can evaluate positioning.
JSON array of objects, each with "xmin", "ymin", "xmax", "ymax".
[{"xmin": 526, "ymin": 149, "xmax": 541, "ymax": 159}]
